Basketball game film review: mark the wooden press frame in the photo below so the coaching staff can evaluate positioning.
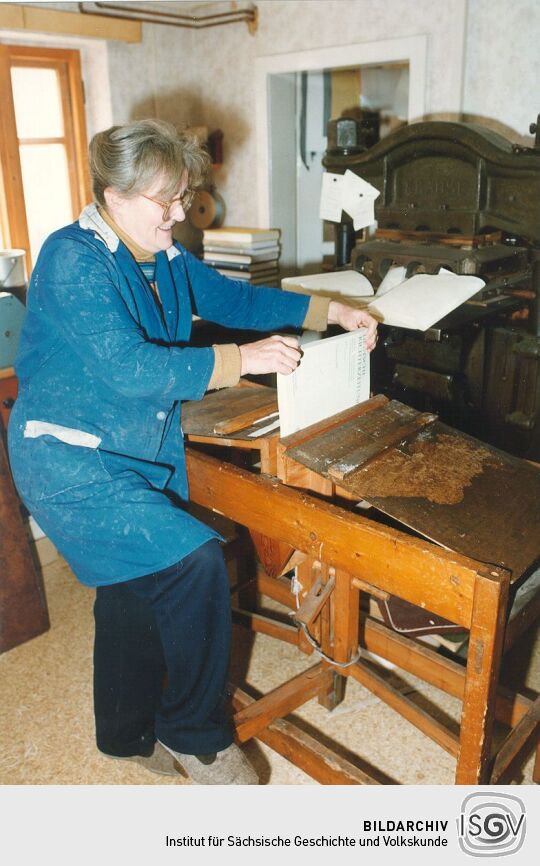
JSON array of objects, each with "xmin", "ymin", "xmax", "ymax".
[{"xmin": 184, "ymin": 423, "xmax": 540, "ymax": 785}]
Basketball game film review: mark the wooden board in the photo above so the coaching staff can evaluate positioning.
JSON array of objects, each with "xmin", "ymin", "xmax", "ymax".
[
  {"xmin": 284, "ymin": 401, "xmax": 540, "ymax": 582},
  {"xmin": 0, "ymin": 4, "xmax": 141, "ymax": 42},
  {"xmin": 289, "ymin": 400, "xmax": 435, "ymax": 482},
  {"xmin": 182, "ymin": 383, "xmax": 277, "ymax": 439},
  {"xmin": 375, "ymin": 229, "xmax": 503, "ymax": 248},
  {"xmin": 279, "ymin": 394, "xmax": 388, "ymax": 478}
]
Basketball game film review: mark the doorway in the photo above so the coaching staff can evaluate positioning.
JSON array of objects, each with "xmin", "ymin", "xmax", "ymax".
[{"xmin": 255, "ymin": 36, "xmax": 428, "ymax": 275}]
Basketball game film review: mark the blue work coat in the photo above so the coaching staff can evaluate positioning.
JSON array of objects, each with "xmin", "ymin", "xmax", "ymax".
[{"xmin": 8, "ymin": 207, "xmax": 309, "ymax": 586}]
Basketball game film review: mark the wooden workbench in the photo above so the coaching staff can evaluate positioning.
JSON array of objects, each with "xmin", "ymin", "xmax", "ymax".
[{"xmin": 183, "ymin": 384, "xmax": 540, "ymax": 785}]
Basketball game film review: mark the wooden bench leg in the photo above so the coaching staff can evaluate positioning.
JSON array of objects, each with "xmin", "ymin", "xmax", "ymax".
[
  {"xmin": 333, "ymin": 569, "xmax": 360, "ymax": 662},
  {"xmin": 490, "ymin": 695, "xmax": 540, "ymax": 784},
  {"xmin": 319, "ymin": 670, "xmax": 347, "ymax": 710},
  {"xmin": 456, "ymin": 570, "xmax": 509, "ymax": 784},
  {"xmin": 533, "ymin": 741, "xmax": 540, "ymax": 784},
  {"xmin": 319, "ymin": 568, "xmax": 359, "ymax": 710}
]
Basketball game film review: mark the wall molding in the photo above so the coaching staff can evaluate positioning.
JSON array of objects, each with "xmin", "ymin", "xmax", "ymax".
[{"xmin": 0, "ymin": 3, "xmax": 141, "ymax": 43}]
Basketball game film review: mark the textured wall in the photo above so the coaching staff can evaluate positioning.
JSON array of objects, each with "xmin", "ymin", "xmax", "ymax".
[
  {"xmin": 154, "ymin": 0, "xmax": 468, "ymax": 225},
  {"xmin": 107, "ymin": 21, "xmax": 199, "ymax": 128},
  {"xmin": 10, "ymin": 2, "xmax": 537, "ymax": 225},
  {"xmin": 105, "ymin": 0, "xmax": 537, "ymax": 226},
  {"xmin": 463, "ymin": 0, "xmax": 539, "ymax": 143}
]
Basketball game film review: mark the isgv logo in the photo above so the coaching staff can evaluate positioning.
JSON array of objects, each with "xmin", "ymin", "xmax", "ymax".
[{"xmin": 457, "ymin": 792, "xmax": 526, "ymax": 857}]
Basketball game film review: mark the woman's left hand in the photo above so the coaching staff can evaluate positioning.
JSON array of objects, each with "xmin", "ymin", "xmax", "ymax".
[{"xmin": 327, "ymin": 301, "xmax": 378, "ymax": 351}]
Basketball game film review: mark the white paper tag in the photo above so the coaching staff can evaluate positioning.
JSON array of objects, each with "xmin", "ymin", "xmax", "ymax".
[
  {"xmin": 342, "ymin": 169, "xmax": 380, "ymax": 230},
  {"xmin": 343, "ymin": 168, "xmax": 380, "ymax": 200},
  {"xmin": 352, "ymin": 201, "xmax": 376, "ymax": 231},
  {"xmin": 319, "ymin": 173, "xmax": 345, "ymax": 222}
]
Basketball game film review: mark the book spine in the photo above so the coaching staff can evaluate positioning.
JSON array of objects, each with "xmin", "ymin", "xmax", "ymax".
[
  {"xmin": 204, "ymin": 255, "xmax": 278, "ymax": 266},
  {"xmin": 205, "ymin": 259, "xmax": 251, "ymax": 271},
  {"xmin": 203, "ymin": 244, "xmax": 280, "ymax": 255},
  {"xmin": 215, "ymin": 268, "xmax": 279, "ymax": 279}
]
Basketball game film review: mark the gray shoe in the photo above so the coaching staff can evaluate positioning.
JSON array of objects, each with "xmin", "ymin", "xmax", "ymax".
[
  {"xmin": 157, "ymin": 741, "xmax": 258, "ymax": 785},
  {"xmin": 107, "ymin": 742, "xmax": 182, "ymax": 777}
]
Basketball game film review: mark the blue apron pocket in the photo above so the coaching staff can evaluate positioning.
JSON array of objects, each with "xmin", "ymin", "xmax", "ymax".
[{"xmin": 12, "ymin": 434, "xmax": 112, "ymax": 505}]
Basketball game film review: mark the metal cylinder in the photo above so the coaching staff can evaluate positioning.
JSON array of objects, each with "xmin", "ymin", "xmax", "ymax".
[
  {"xmin": 326, "ymin": 112, "xmax": 380, "ymax": 155},
  {"xmin": 335, "ymin": 222, "xmax": 356, "ymax": 267}
]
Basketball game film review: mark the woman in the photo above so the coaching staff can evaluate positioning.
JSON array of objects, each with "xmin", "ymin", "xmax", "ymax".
[{"xmin": 8, "ymin": 119, "xmax": 377, "ymax": 785}]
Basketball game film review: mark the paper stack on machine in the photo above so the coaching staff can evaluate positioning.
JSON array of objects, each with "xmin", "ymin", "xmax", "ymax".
[{"xmin": 202, "ymin": 227, "xmax": 281, "ymax": 286}]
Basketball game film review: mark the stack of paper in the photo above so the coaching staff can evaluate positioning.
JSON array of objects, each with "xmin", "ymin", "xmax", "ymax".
[{"xmin": 277, "ymin": 329, "xmax": 370, "ymax": 437}]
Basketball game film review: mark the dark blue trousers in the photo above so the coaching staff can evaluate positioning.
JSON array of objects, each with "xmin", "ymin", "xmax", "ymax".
[{"xmin": 93, "ymin": 539, "xmax": 233, "ymax": 757}]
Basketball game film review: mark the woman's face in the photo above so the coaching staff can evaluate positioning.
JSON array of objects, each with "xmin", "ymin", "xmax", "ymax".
[{"xmin": 105, "ymin": 172, "xmax": 189, "ymax": 253}]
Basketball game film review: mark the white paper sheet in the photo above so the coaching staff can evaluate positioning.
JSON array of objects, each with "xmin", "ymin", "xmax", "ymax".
[
  {"xmin": 248, "ymin": 418, "xmax": 281, "ymax": 438},
  {"xmin": 376, "ymin": 265, "xmax": 407, "ymax": 297},
  {"xmin": 282, "ymin": 269, "xmax": 374, "ymax": 300},
  {"xmin": 277, "ymin": 329, "xmax": 370, "ymax": 437},
  {"xmin": 319, "ymin": 173, "xmax": 345, "ymax": 222},
  {"xmin": 342, "ymin": 169, "xmax": 380, "ymax": 230},
  {"xmin": 368, "ymin": 271, "xmax": 485, "ymax": 331},
  {"xmin": 352, "ymin": 202, "xmax": 376, "ymax": 231},
  {"xmin": 319, "ymin": 169, "xmax": 381, "ymax": 229}
]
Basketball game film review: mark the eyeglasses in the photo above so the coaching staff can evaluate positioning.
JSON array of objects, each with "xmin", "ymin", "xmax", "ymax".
[{"xmin": 141, "ymin": 189, "xmax": 196, "ymax": 221}]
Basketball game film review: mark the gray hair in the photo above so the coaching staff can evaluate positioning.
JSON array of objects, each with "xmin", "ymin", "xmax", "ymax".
[{"xmin": 89, "ymin": 119, "xmax": 211, "ymax": 206}]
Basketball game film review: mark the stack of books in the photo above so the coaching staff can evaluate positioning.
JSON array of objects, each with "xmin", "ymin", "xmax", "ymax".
[{"xmin": 202, "ymin": 227, "xmax": 281, "ymax": 286}]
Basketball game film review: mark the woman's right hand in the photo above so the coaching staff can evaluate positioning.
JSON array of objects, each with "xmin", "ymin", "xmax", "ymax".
[{"xmin": 239, "ymin": 335, "xmax": 301, "ymax": 376}]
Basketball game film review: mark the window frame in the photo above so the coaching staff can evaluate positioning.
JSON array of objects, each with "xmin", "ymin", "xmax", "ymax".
[{"xmin": 0, "ymin": 44, "xmax": 90, "ymax": 271}]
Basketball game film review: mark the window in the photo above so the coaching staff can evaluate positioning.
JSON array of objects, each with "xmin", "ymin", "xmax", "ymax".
[{"xmin": 0, "ymin": 45, "xmax": 91, "ymax": 270}]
